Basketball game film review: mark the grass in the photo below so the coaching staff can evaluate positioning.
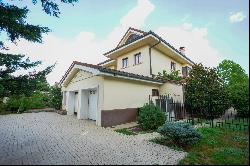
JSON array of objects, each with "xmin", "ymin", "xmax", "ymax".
[
  {"xmin": 186, "ymin": 127, "xmax": 248, "ymax": 165},
  {"xmin": 114, "ymin": 125, "xmax": 155, "ymax": 136},
  {"xmin": 149, "ymin": 137, "xmax": 184, "ymax": 151},
  {"xmin": 151, "ymin": 127, "xmax": 249, "ymax": 165},
  {"xmin": 0, "ymin": 109, "xmax": 18, "ymax": 115},
  {"xmin": 114, "ymin": 128, "xmax": 137, "ymax": 135},
  {"xmin": 0, "ymin": 111, "xmax": 13, "ymax": 115}
]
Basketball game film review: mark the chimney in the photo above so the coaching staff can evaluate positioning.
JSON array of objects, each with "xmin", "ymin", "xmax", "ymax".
[{"xmin": 179, "ymin": 46, "xmax": 185, "ymax": 54}]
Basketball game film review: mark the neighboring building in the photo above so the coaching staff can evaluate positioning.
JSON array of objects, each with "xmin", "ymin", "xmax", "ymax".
[{"xmin": 60, "ymin": 27, "xmax": 194, "ymax": 127}]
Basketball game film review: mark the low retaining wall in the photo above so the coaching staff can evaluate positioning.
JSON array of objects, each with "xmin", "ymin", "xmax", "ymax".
[{"xmin": 101, "ymin": 108, "xmax": 138, "ymax": 127}]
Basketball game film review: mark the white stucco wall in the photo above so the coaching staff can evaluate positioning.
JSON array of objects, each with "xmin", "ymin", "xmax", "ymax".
[
  {"xmin": 159, "ymin": 82, "xmax": 184, "ymax": 103},
  {"xmin": 102, "ymin": 77, "xmax": 160, "ymax": 110},
  {"xmin": 62, "ymin": 70, "xmax": 104, "ymax": 126},
  {"xmin": 151, "ymin": 48, "xmax": 183, "ymax": 76},
  {"xmin": 116, "ymin": 45, "xmax": 150, "ymax": 76}
]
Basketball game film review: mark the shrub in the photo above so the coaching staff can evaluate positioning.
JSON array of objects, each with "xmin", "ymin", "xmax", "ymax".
[
  {"xmin": 5, "ymin": 93, "xmax": 48, "ymax": 113},
  {"xmin": 138, "ymin": 103, "xmax": 166, "ymax": 130},
  {"xmin": 49, "ymin": 85, "xmax": 62, "ymax": 110},
  {"xmin": 157, "ymin": 122, "xmax": 202, "ymax": 146}
]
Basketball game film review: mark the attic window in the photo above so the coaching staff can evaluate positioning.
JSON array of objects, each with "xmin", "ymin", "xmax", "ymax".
[{"xmin": 125, "ymin": 34, "xmax": 140, "ymax": 44}]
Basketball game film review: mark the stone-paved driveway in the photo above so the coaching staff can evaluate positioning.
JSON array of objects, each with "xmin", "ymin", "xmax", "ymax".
[{"xmin": 0, "ymin": 112, "xmax": 186, "ymax": 165}]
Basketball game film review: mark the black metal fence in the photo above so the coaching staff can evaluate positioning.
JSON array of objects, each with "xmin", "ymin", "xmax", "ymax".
[
  {"xmin": 149, "ymin": 95, "xmax": 249, "ymax": 131},
  {"xmin": 149, "ymin": 95, "xmax": 189, "ymax": 121}
]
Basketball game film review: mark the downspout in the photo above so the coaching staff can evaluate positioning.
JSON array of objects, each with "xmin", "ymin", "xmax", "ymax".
[{"xmin": 149, "ymin": 39, "xmax": 161, "ymax": 76}]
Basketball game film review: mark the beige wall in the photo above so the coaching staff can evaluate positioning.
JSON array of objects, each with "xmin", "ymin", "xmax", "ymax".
[
  {"xmin": 159, "ymin": 82, "xmax": 184, "ymax": 102},
  {"xmin": 62, "ymin": 70, "xmax": 104, "ymax": 126},
  {"xmin": 114, "ymin": 45, "xmax": 191, "ymax": 77},
  {"xmin": 151, "ymin": 48, "xmax": 183, "ymax": 76},
  {"xmin": 103, "ymin": 76, "xmax": 159, "ymax": 110},
  {"xmin": 62, "ymin": 70, "xmax": 103, "ymax": 91},
  {"xmin": 116, "ymin": 45, "xmax": 150, "ymax": 76}
]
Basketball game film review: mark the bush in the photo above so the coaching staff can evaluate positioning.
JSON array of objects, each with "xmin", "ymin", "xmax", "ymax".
[
  {"xmin": 157, "ymin": 122, "xmax": 202, "ymax": 146},
  {"xmin": 138, "ymin": 103, "xmax": 166, "ymax": 130},
  {"xmin": 5, "ymin": 93, "xmax": 48, "ymax": 113},
  {"xmin": 49, "ymin": 85, "xmax": 62, "ymax": 110}
]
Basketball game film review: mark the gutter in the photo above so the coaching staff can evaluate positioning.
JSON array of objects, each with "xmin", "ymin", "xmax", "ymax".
[
  {"xmin": 149, "ymin": 37, "xmax": 161, "ymax": 76},
  {"xmin": 99, "ymin": 72, "xmax": 164, "ymax": 85}
]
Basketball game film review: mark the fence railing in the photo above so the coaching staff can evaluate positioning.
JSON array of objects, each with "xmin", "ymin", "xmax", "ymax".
[
  {"xmin": 149, "ymin": 95, "xmax": 189, "ymax": 121},
  {"xmin": 149, "ymin": 95, "xmax": 249, "ymax": 131}
]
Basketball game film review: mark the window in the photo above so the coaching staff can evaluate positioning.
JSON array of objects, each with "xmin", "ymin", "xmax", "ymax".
[
  {"xmin": 134, "ymin": 52, "xmax": 142, "ymax": 65},
  {"xmin": 182, "ymin": 66, "xmax": 191, "ymax": 77},
  {"xmin": 122, "ymin": 57, "xmax": 128, "ymax": 68},
  {"xmin": 152, "ymin": 89, "xmax": 159, "ymax": 96},
  {"xmin": 171, "ymin": 61, "xmax": 176, "ymax": 71}
]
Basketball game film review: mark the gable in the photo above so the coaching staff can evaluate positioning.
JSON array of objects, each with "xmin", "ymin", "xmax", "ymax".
[
  {"xmin": 60, "ymin": 62, "xmax": 100, "ymax": 87},
  {"xmin": 117, "ymin": 28, "xmax": 146, "ymax": 47},
  {"xmin": 70, "ymin": 70, "xmax": 93, "ymax": 84}
]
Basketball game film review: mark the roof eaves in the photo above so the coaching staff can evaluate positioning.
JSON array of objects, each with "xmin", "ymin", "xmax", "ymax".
[
  {"xmin": 148, "ymin": 31, "xmax": 195, "ymax": 65},
  {"xmin": 104, "ymin": 32, "xmax": 150, "ymax": 56},
  {"xmin": 97, "ymin": 59, "xmax": 113, "ymax": 65},
  {"xmin": 99, "ymin": 67, "xmax": 165, "ymax": 83}
]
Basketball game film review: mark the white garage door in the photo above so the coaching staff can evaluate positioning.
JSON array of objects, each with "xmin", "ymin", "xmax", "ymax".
[
  {"xmin": 88, "ymin": 90, "xmax": 97, "ymax": 120},
  {"xmin": 74, "ymin": 92, "xmax": 79, "ymax": 114}
]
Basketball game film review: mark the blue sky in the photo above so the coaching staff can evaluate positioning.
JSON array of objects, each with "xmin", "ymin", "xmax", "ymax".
[{"xmin": 1, "ymin": 0, "xmax": 249, "ymax": 84}]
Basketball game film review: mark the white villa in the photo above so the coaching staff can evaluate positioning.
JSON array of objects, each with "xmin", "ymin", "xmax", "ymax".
[{"xmin": 60, "ymin": 27, "xmax": 194, "ymax": 127}]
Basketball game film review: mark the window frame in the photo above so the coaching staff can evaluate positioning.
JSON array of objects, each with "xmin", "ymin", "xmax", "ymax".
[
  {"xmin": 152, "ymin": 89, "xmax": 159, "ymax": 96},
  {"xmin": 134, "ymin": 52, "xmax": 142, "ymax": 65},
  {"xmin": 122, "ymin": 57, "xmax": 129, "ymax": 68},
  {"xmin": 171, "ymin": 61, "xmax": 176, "ymax": 71}
]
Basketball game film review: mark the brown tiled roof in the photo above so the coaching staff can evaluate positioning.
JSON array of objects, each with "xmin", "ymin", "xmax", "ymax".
[
  {"xmin": 59, "ymin": 61, "xmax": 166, "ymax": 85},
  {"xmin": 104, "ymin": 28, "xmax": 195, "ymax": 65},
  {"xmin": 97, "ymin": 59, "xmax": 113, "ymax": 65}
]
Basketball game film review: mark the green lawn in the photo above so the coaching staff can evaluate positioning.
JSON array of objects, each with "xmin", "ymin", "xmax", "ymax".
[
  {"xmin": 174, "ymin": 127, "xmax": 249, "ymax": 165},
  {"xmin": 114, "ymin": 125, "xmax": 154, "ymax": 135},
  {"xmin": 151, "ymin": 127, "xmax": 249, "ymax": 165},
  {"xmin": 179, "ymin": 127, "xmax": 249, "ymax": 165},
  {"xmin": 114, "ymin": 128, "xmax": 137, "ymax": 135}
]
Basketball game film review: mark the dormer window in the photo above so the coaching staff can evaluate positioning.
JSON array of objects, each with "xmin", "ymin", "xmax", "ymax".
[
  {"xmin": 171, "ymin": 61, "xmax": 176, "ymax": 71},
  {"xmin": 122, "ymin": 58, "xmax": 128, "ymax": 68},
  {"xmin": 134, "ymin": 52, "xmax": 142, "ymax": 65}
]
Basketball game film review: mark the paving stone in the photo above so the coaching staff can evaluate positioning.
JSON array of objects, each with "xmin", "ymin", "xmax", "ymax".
[{"xmin": 0, "ymin": 112, "xmax": 186, "ymax": 165}]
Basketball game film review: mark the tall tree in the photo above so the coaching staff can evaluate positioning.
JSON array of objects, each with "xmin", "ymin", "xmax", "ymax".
[
  {"xmin": 0, "ymin": 0, "xmax": 78, "ymax": 95},
  {"xmin": 184, "ymin": 63, "xmax": 230, "ymax": 119},
  {"xmin": 0, "ymin": 0, "xmax": 78, "ymax": 49},
  {"xmin": 217, "ymin": 60, "xmax": 249, "ymax": 117},
  {"xmin": 0, "ymin": 53, "xmax": 54, "ymax": 97}
]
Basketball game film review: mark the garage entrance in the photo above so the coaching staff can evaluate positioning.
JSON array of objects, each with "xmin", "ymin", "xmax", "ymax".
[
  {"xmin": 74, "ymin": 92, "xmax": 79, "ymax": 115},
  {"xmin": 88, "ymin": 89, "xmax": 97, "ymax": 121}
]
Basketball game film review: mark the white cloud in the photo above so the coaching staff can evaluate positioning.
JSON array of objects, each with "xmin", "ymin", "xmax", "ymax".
[
  {"xmin": 182, "ymin": 23, "xmax": 193, "ymax": 30},
  {"xmin": 3, "ymin": 0, "xmax": 224, "ymax": 86},
  {"xmin": 155, "ymin": 23, "xmax": 223, "ymax": 67},
  {"xmin": 229, "ymin": 12, "xmax": 246, "ymax": 23},
  {"xmin": 3, "ymin": 0, "xmax": 155, "ymax": 85}
]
